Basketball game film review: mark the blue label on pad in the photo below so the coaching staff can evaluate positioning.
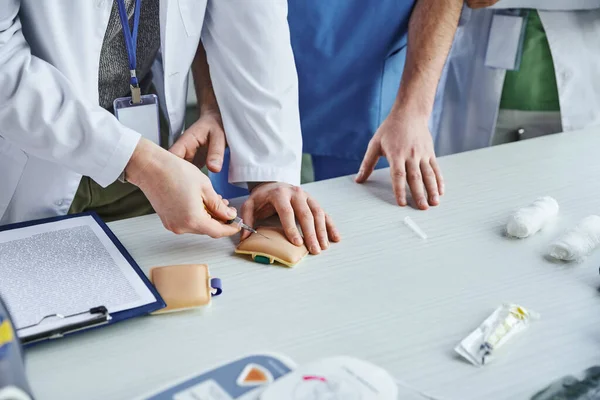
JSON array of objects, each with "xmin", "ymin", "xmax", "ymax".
[{"xmin": 143, "ymin": 354, "xmax": 294, "ymax": 399}]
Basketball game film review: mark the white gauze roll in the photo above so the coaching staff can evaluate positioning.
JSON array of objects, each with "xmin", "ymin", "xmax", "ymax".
[
  {"xmin": 506, "ymin": 197, "xmax": 559, "ymax": 238},
  {"xmin": 549, "ymin": 215, "xmax": 600, "ymax": 261}
]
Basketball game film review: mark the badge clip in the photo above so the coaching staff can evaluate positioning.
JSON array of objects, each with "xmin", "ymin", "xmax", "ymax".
[
  {"xmin": 129, "ymin": 69, "xmax": 142, "ymax": 104},
  {"xmin": 130, "ymin": 85, "xmax": 142, "ymax": 104}
]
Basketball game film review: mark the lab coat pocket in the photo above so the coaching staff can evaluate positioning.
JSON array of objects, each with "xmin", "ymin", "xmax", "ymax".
[
  {"xmin": 178, "ymin": 0, "xmax": 206, "ymax": 37},
  {"xmin": 0, "ymin": 137, "xmax": 28, "ymax": 220}
]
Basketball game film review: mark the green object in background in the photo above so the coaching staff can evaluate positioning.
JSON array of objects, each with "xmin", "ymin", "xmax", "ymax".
[
  {"xmin": 301, "ymin": 154, "xmax": 315, "ymax": 184},
  {"xmin": 253, "ymin": 255, "xmax": 272, "ymax": 264},
  {"xmin": 500, "ymin": 10, "xmax": 560, "ymax": 112}
]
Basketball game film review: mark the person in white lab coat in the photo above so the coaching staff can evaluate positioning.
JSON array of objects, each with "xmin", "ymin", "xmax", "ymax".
[
  {"xmin": 0, "ymin": 0, "xmax": 339, "ymax": 254},
  {"xmin": 432, "ymin": 0, "xmax": 600, "ymax": 156}
]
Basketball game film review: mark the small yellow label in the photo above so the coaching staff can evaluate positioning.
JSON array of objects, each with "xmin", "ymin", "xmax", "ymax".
[{"xmin": 0, "ymin": 319, "xmax": 15, "ymax": 347}]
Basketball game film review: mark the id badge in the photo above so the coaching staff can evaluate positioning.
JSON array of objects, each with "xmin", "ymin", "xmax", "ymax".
[
  {"xmin": 114, "ymin": 94, "xmax": 161, "ymax": 145},
  {"xmin": 484, "ymin": 10, "xmax": 528, "ymax": 71}
]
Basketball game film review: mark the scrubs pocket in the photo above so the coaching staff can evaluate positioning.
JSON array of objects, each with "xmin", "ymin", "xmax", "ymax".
[{"xmin": 0, "ymin": 137, "xmax": 28, "ymax": 220}]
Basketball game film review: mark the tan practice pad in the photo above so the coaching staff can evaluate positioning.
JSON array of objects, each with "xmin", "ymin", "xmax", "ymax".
[
  {"xmin": 235, "ymin": 226, "xmax": 309, "ymax": 267},
  {"xmin": 150, "ymin": 264, "xmax": 212, "ymax": 314}
]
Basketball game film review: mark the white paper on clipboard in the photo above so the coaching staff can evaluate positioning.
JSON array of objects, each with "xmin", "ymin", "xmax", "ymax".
[{"xmin": 0, "ymin": 215, "xmax": 156, "ymax": 338}]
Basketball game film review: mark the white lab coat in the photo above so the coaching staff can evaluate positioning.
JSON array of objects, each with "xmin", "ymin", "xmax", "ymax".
[
  {"xmin": 0, "ymin": 0, "xmax": 302, "ymax": 225},
  {"xmin": 432, "ymin": 0, "xmax": 600, "ymax": 156}
]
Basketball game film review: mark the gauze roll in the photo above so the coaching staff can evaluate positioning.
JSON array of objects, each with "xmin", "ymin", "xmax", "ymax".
[
  {"xmin": 506, "ymin": 197, "xmax": 559, "ymax": 238},
  {"xmin": 549, "ymin": 215, "xmax": 600, "ymax": 262}
]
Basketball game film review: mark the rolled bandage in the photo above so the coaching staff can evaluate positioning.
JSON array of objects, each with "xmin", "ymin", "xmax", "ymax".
[
  {"xmin": 548, "ymin": 215, "xmax": 600, "ymax": 262},
  {"xmin": 506, "ymin": 197, "xmax": 559, "ymax": 238}
]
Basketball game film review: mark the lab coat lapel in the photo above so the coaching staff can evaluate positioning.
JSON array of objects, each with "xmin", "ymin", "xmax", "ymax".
[
  {"xmin": 158, "ymin": 0, "xmax": 206, "ymax": 142},
  {"xmin": 160, "ymin": 0, "xmax": 169, "ymax": 58},
  {"xmin": 159, "ymin": 0, "xmax": 185, "ymax": 141},
  {"xmin": 433, "ymin": 9, "xmax": 506, "ymax": 156},
  {"xmin": 539, "ymin": 9, "xmax": 600, "ymax": 131}
]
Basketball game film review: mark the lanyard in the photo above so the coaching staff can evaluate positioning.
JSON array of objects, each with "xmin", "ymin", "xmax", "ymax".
[{"xmin": 117, "ymin": 0, "xmax": 142, "ymax": 103}]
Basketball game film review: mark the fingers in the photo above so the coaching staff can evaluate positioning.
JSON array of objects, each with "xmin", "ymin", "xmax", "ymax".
[
  {"xmin": 389, "ymin": 158, "xmax": 408, "ymax": 207},
  {"xmin": 325, "ymin": 214, "xmax": 341, "ymax": 242},
  {"xmin": 206, "ymin": 127, "xmax": 226, "ymax": 173},
  {"xmin": 162, "ymin": 210, "xmax": 239, "ymax": 238},
  {"xmin": 231, "ymin": 183, "xmax": 340, "ymax": 253},
  {"xmin": 272, "ymin": 193, "xmax": 303, "ymax": 247},
  {"xmin": 217, "ymin": 195, "xmax": 230, "ymax": 207},
  {"xmin": 168, "ymin": 140, "xmax": 187, "ymax": 160},
  {"xmin": 194, "ymin": 215, "xmax": 240, "ymax": 238},
  {"xmin": 169, "ymin": 135, "xmax": 195, "ymax": 162},
  {"xmin": 240, "ymin": 199, "xmax": 255, "ymax": 241},
  {"xmin": 420, "ymin": 160, "xmax": 440, "ymax": 206},
  {"xmin": 355, "ymin": 140, "xmax": 381, "ymax": 183},
  {"xmin": 203, "ymin": 185, "xmax": 238, "ymax": 222},
  {"xmin": 292, "ymin": 194, "xmax": 319, "ymax": 254},
  {"xmin": 406, "ymin": 160, "xmax": 428, "ymax": 210},
  {"xmin": 169, "ymin": 127, "xmax": 209, "ymax": 163},
  {"xmin": 430, "ymin": 158, "xmax": 445, "ymax": 196},
  {"xmin": 308, "ymin": 197, "xmax": 329, "ymax": 250}
]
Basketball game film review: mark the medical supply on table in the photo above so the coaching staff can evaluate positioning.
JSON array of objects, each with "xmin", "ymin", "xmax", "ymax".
[
  {"xmin": 0, "ymin": 295, "xmax": 34, "ymax": 400},
  {"xmin": 531, "ymin": 365, "xmax": 600, "ymax": 400},
  {"xmin": 260, "ymin": 356, "xmax": 399, "ymax": 400},
  {"xmin": 404, "ymin": 216, "xmax": 427, "ymax": 240},
  {"xmin": 236, "ymin": 227, "xmax": 309, "ymax": 267},
  {"xmin": 149, "ymin": 264, "xmax": 222, "ymax": 314},
  {"xmin": 136, "ymin": 353, "xmax": 296, "ymax": 399},
  {"xmin": 548, "ymin": 215, "xmax": 600, "ymax": 262},
  {"xmin": 506, "ymin": 196, "xmax": 559, "ymax": 238},
  {"xmin": 138, "ymin": 353, "xmax": 440, "ymax": 400},
  {"xmin": 455, "ymin": 303, "xmax": 538, "ymax": 367},
  {"xmin": 0, "ymin": 212, "xmax": 165, "ymax": 345}
]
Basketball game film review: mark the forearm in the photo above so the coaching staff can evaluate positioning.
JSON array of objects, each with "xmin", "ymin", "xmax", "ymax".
[
  {"xmin": 393, "ymin": 0, "xmax": 463, "ymax": 119},
  {"xmin": 0, "ymin": 5, "xmax": 139, "ymax": 187},
  {"xmin": 191, "ymin": 42, "xmax": 220, "ymax": 116},
  {"xmin": 202, "ymin": 0, "xmax": 302, "ymax": 186}
]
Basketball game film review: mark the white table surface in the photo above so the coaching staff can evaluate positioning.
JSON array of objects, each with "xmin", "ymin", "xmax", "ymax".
[{"xmin": 26, "ymin": 128, "xmax": 600, "ymax": 400}]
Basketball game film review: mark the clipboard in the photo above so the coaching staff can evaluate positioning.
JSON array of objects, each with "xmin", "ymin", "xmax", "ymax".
[{"xmin": 0, "ymin": 212, "xmax": 166, "ymax": 345}]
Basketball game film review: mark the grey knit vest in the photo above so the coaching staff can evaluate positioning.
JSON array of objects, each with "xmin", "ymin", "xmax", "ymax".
[{"xmin": 98, "ymin": 0, "xmax": 160, "ymax": 110}]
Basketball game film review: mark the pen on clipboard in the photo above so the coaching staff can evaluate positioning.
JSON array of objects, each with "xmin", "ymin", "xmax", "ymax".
[{"xmin": 18, "ymin": 306, "xmax": 111, "ymax": 345}]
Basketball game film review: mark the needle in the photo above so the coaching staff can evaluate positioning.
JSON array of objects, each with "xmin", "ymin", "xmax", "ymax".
[
  {"xmin": 228, "ymin": 217, "xmax": 270, "ymax": 239},
  {"xmin": 205, "ymin": 205, "xmax": 270, "ymax": 239}
]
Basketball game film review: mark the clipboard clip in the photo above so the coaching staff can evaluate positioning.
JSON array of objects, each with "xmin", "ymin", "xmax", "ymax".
[{"xmin": 18, "ymin": 306, "xmax": 112, "ymax": 345}]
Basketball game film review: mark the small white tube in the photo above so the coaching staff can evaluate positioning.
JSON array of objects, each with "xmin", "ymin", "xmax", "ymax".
[{"xmin": 404, "ymin": 216, "xmax": 427, "ymax": 240}]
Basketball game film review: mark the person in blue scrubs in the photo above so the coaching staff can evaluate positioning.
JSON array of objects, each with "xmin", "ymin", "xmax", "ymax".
[{"xmin": 210, "ymin": 0, "xmax": 462, "ymax": 210}]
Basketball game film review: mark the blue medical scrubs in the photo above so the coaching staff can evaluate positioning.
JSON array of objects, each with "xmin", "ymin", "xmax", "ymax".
[{"xmin": 210, "ymin": 0, "xmax": 415, "ymax": 198}]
